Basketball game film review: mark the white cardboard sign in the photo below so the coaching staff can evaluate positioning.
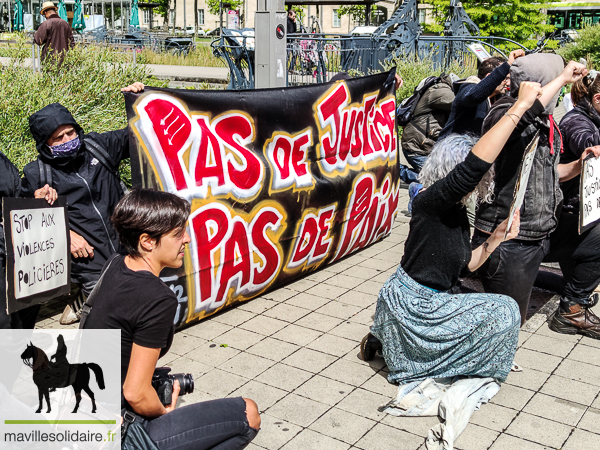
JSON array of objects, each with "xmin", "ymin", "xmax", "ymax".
[
  {"xmin": 580, "ymin": 154, "xmax": 600, "ymax": 233},
  {"xmin": 10, "ymin": 207, "xmax": 68, "ymax": 299}
]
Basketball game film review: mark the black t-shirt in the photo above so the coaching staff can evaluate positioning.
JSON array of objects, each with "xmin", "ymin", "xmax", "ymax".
[
  {"xmin": 83, "ymin": 255, "xmax": 177, "ymax": 407},
  {"xmin": 401, "ymin": 152, "xmax": 493, "ymax": 291}
]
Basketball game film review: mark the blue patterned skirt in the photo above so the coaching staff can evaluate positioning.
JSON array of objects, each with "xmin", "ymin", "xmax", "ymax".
[{"xmin": 371, "ymin": 265, "xmax": 520, "ymax": 385}]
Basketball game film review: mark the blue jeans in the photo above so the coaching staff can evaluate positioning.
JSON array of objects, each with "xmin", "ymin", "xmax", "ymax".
[
  {"xmin": 144, "ymin": 397, "xmax": 258, "ymax": 450},
  {"xmin": 403, "ymin": 150, "xmax": 428, "ymax": 172}
]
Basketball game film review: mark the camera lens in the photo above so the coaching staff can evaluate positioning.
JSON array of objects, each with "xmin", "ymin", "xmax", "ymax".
[{"xmin": 171, "ymin": 373, "xmax": 194, "ymax": 396}]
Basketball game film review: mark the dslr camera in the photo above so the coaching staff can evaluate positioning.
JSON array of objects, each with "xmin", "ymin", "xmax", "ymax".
[{"xmin": 151, "ymin": 367, "xmax": 195, "ymax": 406}]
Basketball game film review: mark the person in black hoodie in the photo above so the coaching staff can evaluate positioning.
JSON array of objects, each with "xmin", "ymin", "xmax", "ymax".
[
  {"xmin": 473, "ymin": 55, "xmax": 600, "ymax": 339},
  {"xmin": 21, "ymin": 82, "xmax": 144, "ymax": 325},
  {"xmin": 1, "ymin": 152, "xmax": 57, "ymax": 328}
]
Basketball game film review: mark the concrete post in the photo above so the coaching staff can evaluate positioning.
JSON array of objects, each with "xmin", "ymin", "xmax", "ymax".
[{"xmin": 255, "ymin": 0, "xmax": 286, "ymax": 88}]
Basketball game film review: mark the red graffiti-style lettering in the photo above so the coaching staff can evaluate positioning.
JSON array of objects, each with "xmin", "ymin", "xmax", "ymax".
[
  {"xmin": 264, "ymin": 129, "xmax": 313, "ymax": 193},
  {"xmin": 189, "ymin": 203, "xmax": 284, "ymax": 312},
  {"xmin": 135, "ymin": 94, "xmax": 264, "ymax": 200},
  {"xmin": 288, "ymin": 204, "xmax": 336, "ymax": 270},
  {"xmin": 144, "ymin": 98, "xmax": 193, "ymax": 191},
  {"xmin": 315, "ymin": 83, "xmax": 397, "ymax": 175},
  {"xmin": 334, "ymin": 174, "xmax": 400, "ymax": 261}
]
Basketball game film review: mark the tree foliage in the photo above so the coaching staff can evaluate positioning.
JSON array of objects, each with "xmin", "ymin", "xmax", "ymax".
[
  {"xmin": 206, "ymin": 0, "xmax": 244, "ymax": 16},
  {"xmin": 558, "ymin": 25, "xmax": 600, "ymax": 66},
  {"xmin": 153, "ymin": 0, "xmax": 170, "ymax": 21},
  {"xmin": 425, "ymin": 0, "xmax": 555, "ymax": 41}
]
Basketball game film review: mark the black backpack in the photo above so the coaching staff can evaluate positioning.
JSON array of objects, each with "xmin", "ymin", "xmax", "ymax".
[
  {"xmin": 37, "ymin": 137, "xmax": 128, "ymax": 194},
  {"xmin": 396, "ymin": 75, "xmax": 443, "ymax": 127}
]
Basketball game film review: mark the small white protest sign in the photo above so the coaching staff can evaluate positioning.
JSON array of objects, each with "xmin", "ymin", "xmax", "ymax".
[
  {"xmin": 505, "ymin": 131, "xmax": 540, "ymax": 238},
  {"xmin": 10, "ymin": 207, "xmax": 68, "ymax": 299},
  {"xmin": 580, "ymin": 154, "xmax": 600, "ymax": 233}
]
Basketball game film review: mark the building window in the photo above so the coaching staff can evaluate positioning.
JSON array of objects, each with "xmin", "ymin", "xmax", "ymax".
[
  {"xmin": 418, "ymin": 8, "xmax": 426, "ymax": 24},
  {"xmin": 143, "ymin": 9, "xmax": 150, "ymax": 24},
  {"xmin": 198, "ymin": 8, "xmax": 205, "ymax": 25},
  {"xmin": 170, "ymin": 9, "xmax": 174, "ymax": 26},
  {"xmin": 332, "ymin": 8, "xmax": 341, "ymax": 27}
]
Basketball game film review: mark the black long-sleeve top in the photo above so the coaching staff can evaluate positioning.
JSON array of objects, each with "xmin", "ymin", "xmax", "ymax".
[
  {"xmin": 401, "ymin": 151, "xmax": 493, "ymax": 291},
  {"xmin": 439, "ymin": 62, "xmax": 511, "ymax": 139}
]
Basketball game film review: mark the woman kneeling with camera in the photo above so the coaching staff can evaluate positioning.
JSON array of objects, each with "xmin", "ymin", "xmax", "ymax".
[{"xmin": 83, "ymin": 189, "xmax": 260, "ymax": 450}]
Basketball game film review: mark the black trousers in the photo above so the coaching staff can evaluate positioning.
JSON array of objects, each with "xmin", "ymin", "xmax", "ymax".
[{"xmin": 473, "ymin": 211, "xmax": 600, "ymax": 325}]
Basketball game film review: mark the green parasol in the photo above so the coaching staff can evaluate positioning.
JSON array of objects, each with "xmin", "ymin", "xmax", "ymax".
[
  {"xmin": 57, "ymin": 0, "xmax": 68, "ymax": 21},
  {"xmin": 130, "ymin": 0, "xmax": 140, "ymax": 28},
  {"xmin": 13, "ymin": 0, "xmax": 24, "ymax": 31},
  {"xmin": 72, "ymin": 0, "xmax": 86, "ymax": 32}
]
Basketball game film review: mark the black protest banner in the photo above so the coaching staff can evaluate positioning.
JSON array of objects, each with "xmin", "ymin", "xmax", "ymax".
[
  {"xmin": 125, "ymin": 71, "xmax": 399, "ymax": 328},
  {"xmin": 3, "ymin": 197, "xmax": 71, "ymax": 313}
]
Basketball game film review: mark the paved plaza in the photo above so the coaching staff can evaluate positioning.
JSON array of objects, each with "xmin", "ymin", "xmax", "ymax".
[{"xmin": 38, "ymin": 187, "xmax": 600, "ymax": 450}]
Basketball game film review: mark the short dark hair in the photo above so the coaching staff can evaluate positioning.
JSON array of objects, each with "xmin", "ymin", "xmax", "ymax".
[
  {"xmin": 111, "ymin": 188, "xmax": 191, "ymax": 258},
  {"xmin": 478, "ymin": 57, "xmax": 507, "ymax": 80}
]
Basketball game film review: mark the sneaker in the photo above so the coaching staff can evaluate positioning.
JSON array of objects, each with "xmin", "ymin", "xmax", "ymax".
[
  {"xmin": 407, "ymin": 182, "xmax": 423, "ymax": 215},
  {"xmin": 360, "ymin": 333, "xmax": 382, "ymax": 361},
  {"xmin": 549, "ymin": 301, "xmax": 600, "ymax": 340},
  {"xmin": 59, "ymin": 303, "xmax": 80, "ymax": 325}
]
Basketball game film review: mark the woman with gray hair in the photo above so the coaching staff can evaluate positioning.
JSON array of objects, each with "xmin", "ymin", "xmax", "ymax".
[{"xmin": 360, "ymin": 81, "xmax": 543, "ymax": 385}]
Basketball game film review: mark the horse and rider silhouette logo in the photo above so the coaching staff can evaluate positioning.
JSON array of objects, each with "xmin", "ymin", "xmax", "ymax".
[{"xmin": 20, "ymin": 334, "xmax": 105, "ymax": 414}]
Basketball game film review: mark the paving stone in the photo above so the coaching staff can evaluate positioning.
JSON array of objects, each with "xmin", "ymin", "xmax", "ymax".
[
  {"xmin": 379, "ymin": 414, "xmax": 440, "ymax": 439},
  {"xmin": 280, "ymin": 429, "xmax": 350, "ymax": 450},
  {"xmin": 267, "ymin": 393, "xmax": 331, "ymax": 427},
  {"xmin": 285, "ymin": 278, "xmax": 318, "ymax": 292},
  {"xmin": 562, "ymin": 428, "xmax": 600, "ymax": 450},
  {"xmin": 554, "ymin": 359, "xmax": 600, "ymax": 386},
  {"xmin": 522, "ymin": 334, "xmax": 577, "ymax": 358},
  {"xmin": 294, "ymin": 312, "xmax": 344, "ymax": 333},
  {"xmin": 184, "ymin": 319, "xmax": 232, "ymax": 340},
  {"xmin": 360, "ymin": 371, "xmax": 398, "ymax": 398},
  {"xmin": 348, "ymin": 309, "xmax": 376, "ymax": 326},
  {"xmin": 342, "ymin": 345, "xmax": 387, "ymax": 370},
  {"xmin": 329, "ymin": 320, "xmax": 369, "ymax": 342},
  {"xmin": 341, "ymin": 253, "xmax": 369, "ymax": 266},
  {"xmin": 316, "ymin": 301, "xmax": 362, "ymax": 320},
  {"xmin": 535, "ymin": 323, "xmax": 582, "ymax": 343},
  {"xmin": 470, "ymin": 403, "xmax": 518, "ymax": 432},
  {"xmin": 357, "ymin": 258, "xmax": 398, "ymax": 271},
  {"xmin": 354, "ymin": 280, "xmax": 385, "ymax": 296},
  {"xmin": 504, "ymin": 412, "xmax": 572, "ymax": 448},
  {"xmin": 281, "ymin": 347, "xmax": 337, "ymax": 374},
  {"xmin": 540, "ymin": 374, "xmax": 600, "ymax": 406},
  {"xmin": 324, "ymin": 274, "xmax": 365, "ymax": 289},
  {"xmin": 177, "ymin": 389, "xmax": 218, "ymax": 406},
  {"xmin": 245, "ymin": 443, "xmax": 266, "ymax": 450},
  {"xmin": 196, "ymin": 368, "xmax": 249, "ymax": 397},
  {"xmin": 216, "ymin": 327, "xmax": 265, "ymax": 350},
  {"xmin": 238, "ymin": 298, "xmax": 279, "ymax": 314},
  {"xmin": 523, "ymin": 392, "xmax": 586, "ymax": 426},
  {"xmin": 490, "ymin": 384, "xmax": 535, "ymax": 411},
  {"xmin": 306, "ymin": 333, "xmax": 359, "ymax": 357},
  {"xmin": 306, "ymin": 283, "xmax": 349, "ymax": 300},
  {"xmin": 167, "ymin": 356, "xmax": 212, "ymax": 378},
  {"xmin": 261, "ymin": 288, "xmax": 299, "ymax": 302},
  {"xmin": 489, "ymin": 433, "xmax": 552, "ymax": 450},
  {"xmin": 592, "ymin": 393, "xmax": 600, "ymax": 409},
  {"xmin": 255, "ymin": 363, "xmax": 313, "ymax": 392},
  {"xmin": 240, "ymin": 315, "xmax": 289, "ymax": 336},
  {"xmin": 169, "ymin": 333, "xmax": 208, "ymax": 356},
  {"xmin": 304, "ymin": 269, "xmax": 336, "ymax": 283},
  {"xmin": 284, "ymin": 292, "xmax": 330, "ymax": 310},
  {"xmin": 263, "ymin": 303, "xmax": 310, "ymax": 323},
  {"xmin": 218, "ymin": 352, "xmax": 275, "ymax": 379},
  {"xmin": 186, "ymin": 342, "xmax": 240, "ymax": 367},
  {"xmin": 246, "ymin": 337, "xmax": 300, "ymax": 362},
  {"xmin": 517, "ymin": 330, "xmax": 533, "ymax": 348},
  {"xmin": 372, "ymin": 272, "xmax": 393, "ymax": 283},
  {"xmin": 578, "ymin": 407, "xmax": 600, "ymax": 434},
  {"xmin": 251, "ymin": 413, "xmax": 303, "ymax": 450},
  {"xmin": 309, "ymin": 407, "xmax": 376, "ymax": 444},
  {"xmin": 567, "ymin": 342, "xmax": 600, "ymax": 366},
  {"xmin": 453, "ymin": 423, "xmax": 499, "ymax": 450},
  {"xmin": 321, "ymin": 359, "xmax": 378, "ymax": 387},
  {"xmin": 230, "ymin": 380, "xmax": 288, "ymax": 411},
  {"xmin": 293, "ymin": 375, "xmax": 353, "ymax": 406},
  {"xmin": 212, "ymin": 307, "xmax": 256, "ymax": 326},
  {"xmin": 336, "ymin": 387, "xmax": 389, "ymax": 421},
  {"xmin": 354, "ymin": 423, "xmax": 423, "ymax": 450},
  {"xmin": 271, "ymin": 324, "xmax": 323, "ymax": 346},
  {"xmin": 339, "ymin": 266, "xmax": 382, "ymax": 280},
  {"xmin": 512, "ymin": 348, "xmax": 563, "ymax": 374},
  {"xmin": 324, "ymin": 261, "xmax": 354, "ymax": 274},
  {"xmin": 504, "ymin": 367, "xmax": 550, "ymax": 391}
]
